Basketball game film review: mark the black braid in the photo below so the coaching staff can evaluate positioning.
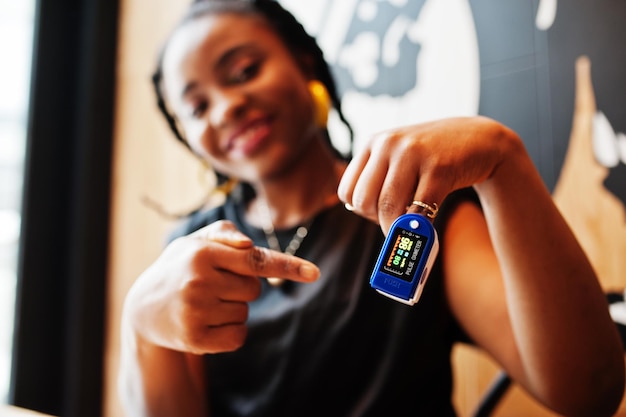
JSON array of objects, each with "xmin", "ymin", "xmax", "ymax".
[
  {"xmin": 152, "ymin": 0, "xmax": 354, "ymax": 162},
  {"xmin": 152, "ymin": 70, "xmax": 190, "ymax": 150},
  {"xmin": 251, "ymin": 0, "xmax": 354, "ymax": 159}
]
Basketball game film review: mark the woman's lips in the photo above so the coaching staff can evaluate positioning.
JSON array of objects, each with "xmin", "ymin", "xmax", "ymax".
[{"xmin": 225, "ymin": 117, "xmax": 273, "ymax": 157}]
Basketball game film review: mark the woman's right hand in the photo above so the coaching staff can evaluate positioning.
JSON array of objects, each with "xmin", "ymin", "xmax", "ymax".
[{"xmin": 123, "ymin": 220, "xmax": 320, "ymax": 355}]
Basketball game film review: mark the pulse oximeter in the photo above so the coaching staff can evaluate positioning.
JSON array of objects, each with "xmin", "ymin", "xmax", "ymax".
[{"xmin": 370, "ymin": 213, "xmax": 439, "ymax": 305}]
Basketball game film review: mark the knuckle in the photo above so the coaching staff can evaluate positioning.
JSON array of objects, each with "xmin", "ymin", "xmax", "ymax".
[
  {"xmin": 177, "ymin": 290, "xmax": 196, "ymax": 318},
  {"xmin": 178, "ymin": 275, "xmax": 207, "ymax": 306},
  {"xmin": 180, "ymin": 322, "xmax": 203, "ymax": 350},
  {"xmin": 179, "ymin": 274, "xmax": 202, "ymax": 294},
  {"xmin": 350, "ymin": 191, "xmax": 368, "ymax": 209},
  {"xmin": 281, "ymin": 255, "xmax": 298, "ymax": 275},
  {"xmin": 429, "ymin": 154, "xmax": 451, "ymax": 174},
  {"xmin": 190, "ymin": 245, "xmax": 211, "ymax": 269},
  {"xmin": 378, "ymin": 195, "xmax": 402, "ymax": 219},
  {"xmin": 351, "ymin": 190, "xmax": 377, "ymax": 216},
  {"xmin": 247, "ymin": 246, "xmax": 269, "ymax": 273},
  {"xmin": 206, "ymin": 219, "xmax": 235, "ymax": 235},
  {"xmin": 190, "ymin": 219, "xmax": 239, "ymax": 242},
  {"xmin": 209, "ymin": 325, "xmax": 248, "ymax": 353},
  {"xmin": 375, "ymin": 130, "xmax": 399, "ymax": 147},
  {"xmin": 234, "ymin": 303, "xmax": 250, "ymax": 322},
  {"xmin": 224, "ymin": 325, "xmax": 248, "ymax": 351},
  {"xmin": 178, "ymin": 290, "xmax": 195, "ymax": 315}
]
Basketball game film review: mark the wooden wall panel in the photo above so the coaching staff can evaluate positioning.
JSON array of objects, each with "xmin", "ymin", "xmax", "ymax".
[{"xmin": 104, "ymin": 1, "xmax": 205, "ymax": 416}]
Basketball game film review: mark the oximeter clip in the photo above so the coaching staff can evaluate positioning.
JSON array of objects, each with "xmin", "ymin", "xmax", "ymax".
[{"xmin": 369, "ymin": 213, "xmax": 439, "ymax": 305}]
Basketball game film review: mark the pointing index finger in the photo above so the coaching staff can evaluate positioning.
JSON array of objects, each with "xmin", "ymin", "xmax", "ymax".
[{"xmin": 244, "ymin": 246, "xmax": 320, "ymax": 283}]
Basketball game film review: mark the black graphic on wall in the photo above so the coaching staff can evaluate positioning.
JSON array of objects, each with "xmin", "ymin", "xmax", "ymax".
[
  {"xmin": 330, "ymin": 0, "xmax": 426, "ymax": 98},
  {"xmin": 321, "ymin": 1, "xmax": 625, "ymax": 207},
  {"xmin": 470, "ymin": 0, "xmax": 626, "ymax": 202}
]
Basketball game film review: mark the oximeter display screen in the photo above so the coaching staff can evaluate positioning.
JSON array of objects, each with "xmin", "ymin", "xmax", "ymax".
[{"xmin": 380, "ymin": 227, "xmax": 428, "ymax": 282}]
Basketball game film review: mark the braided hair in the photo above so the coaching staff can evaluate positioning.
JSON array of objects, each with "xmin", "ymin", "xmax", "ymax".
[{"xmin": 152, "ymin": 0, "xmax": 354, "ymax": 172}]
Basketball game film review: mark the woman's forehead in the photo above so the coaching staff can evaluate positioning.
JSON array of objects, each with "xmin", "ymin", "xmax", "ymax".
[
  {"xmin": 163, "ymin": 13, "xmax": 275, "ymax": 75},
  {"xmin": 161, "ymin": 13, "xmax": 277, "ymax": 93}
]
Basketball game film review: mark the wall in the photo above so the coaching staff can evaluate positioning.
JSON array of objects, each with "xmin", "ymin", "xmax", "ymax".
[
  {"xmin": 106, "ymin": 1, "xmax": 626, "ymax": 416},
  {"xmin": 104, "ymin": 1, "xmax": 203, "ymax": 415}
]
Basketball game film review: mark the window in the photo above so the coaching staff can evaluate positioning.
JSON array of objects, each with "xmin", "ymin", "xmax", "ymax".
[
  {"xmin": 0, "ymin": 0, "xmax": 35, "ymax": 404},
  {"xmin": 8, "ymin": 0, "xmax": 118, "ymax": 415}
]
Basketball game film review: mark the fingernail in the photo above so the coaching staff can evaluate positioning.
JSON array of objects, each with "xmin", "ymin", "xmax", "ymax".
[{"xmin": 300, "ymin": 264, "xmax": 320, "ymax": 281}]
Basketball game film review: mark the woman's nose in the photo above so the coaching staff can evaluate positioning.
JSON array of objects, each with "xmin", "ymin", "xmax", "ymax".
[{"xmin": 209, "ymin": 89, "xmax": 247, "ymax": 127}]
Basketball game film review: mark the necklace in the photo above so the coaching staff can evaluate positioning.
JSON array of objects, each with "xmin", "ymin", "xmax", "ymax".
[{"xmin": 258, "ymin": 199, "xmax": 311, "ymax": 286}]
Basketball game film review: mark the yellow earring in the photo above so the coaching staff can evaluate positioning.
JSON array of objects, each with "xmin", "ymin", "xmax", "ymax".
[
  {"xmin": 198, "ymin": 160, "xmax": 238, "ymax": 196},
  {"xmin": 308, "ymin": 80, "xmax": 331, "ymax": 128}
]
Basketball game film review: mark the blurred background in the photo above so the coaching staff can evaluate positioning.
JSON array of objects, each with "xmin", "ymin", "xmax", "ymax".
[{"xmin": 2, "ymin": 1, "xmax": 625, "ymax": 416}]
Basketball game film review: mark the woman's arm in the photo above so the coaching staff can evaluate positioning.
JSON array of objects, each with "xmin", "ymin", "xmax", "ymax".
[
  {"xmin": 338, "ymin": 116, "xmax": 625, "ymax": 416},
  {"xmin": 119, "ymin": 300, "xmax": 208, "ymax": 417},
  {"xmin": 457, "ymin": 133, "xmax": 623, "ymax": 415}
]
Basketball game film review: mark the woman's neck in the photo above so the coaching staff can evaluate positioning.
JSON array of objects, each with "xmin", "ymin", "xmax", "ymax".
[{"xmin": 247, "ymin": 141, "xmax": 346, "ymax": 229}]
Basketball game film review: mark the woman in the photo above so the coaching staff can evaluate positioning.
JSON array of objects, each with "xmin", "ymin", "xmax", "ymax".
[{"xmin": 119, "ymin": 1, "xmax": 625, "ymax": 416}]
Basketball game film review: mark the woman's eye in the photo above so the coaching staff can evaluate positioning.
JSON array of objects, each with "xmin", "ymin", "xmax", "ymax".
[
  {"xmin": 228, "ymin": 62, "xmax": 260, "ymax": 84},
  {"xmin": 191, "ymin": 101, "xmax": 208, "ymax": 118}
]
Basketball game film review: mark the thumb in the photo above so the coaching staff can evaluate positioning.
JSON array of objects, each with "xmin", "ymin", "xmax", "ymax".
[{"xmin": 190, "ymin": 220, "xmax": 254, "ymax": 249}]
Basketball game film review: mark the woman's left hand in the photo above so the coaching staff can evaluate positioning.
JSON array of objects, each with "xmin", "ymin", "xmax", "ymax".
[{"xmin": 337, "ymin": 116, "xmax": 517, "ymax": 234}]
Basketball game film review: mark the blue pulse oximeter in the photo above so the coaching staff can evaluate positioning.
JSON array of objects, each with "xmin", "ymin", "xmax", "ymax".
[{"xmin": 370, "ymin": 213, "xmax": 439, "ymax": 305}]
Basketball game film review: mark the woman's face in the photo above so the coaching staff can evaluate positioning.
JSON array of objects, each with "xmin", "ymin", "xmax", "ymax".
[{"xmin": 161, "ymin": 12, "xmax": 318, "ymax": 183}]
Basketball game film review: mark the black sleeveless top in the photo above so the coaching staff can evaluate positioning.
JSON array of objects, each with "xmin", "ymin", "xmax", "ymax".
[{"xmin": 168, "ymin": 186, "xmax": 477, "ymax": 417}]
